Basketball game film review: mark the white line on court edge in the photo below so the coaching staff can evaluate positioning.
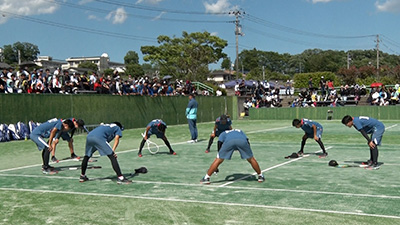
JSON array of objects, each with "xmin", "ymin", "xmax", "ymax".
[
  {"xmin": 386, "ymin": 124, "xmax": 398, "ymax": 130},
  {"xmin": 2, "ymin": 173, "xmax": 400, "ymax": 200},
  {"xmin": 1, "ymin": 187, "xmax": 399, "ymax": 220},
  {"xmin": 219, "ymin": 146, "xmax": 333, "ymax": 187},
  {"xmin": 246, "ymin": 126, "xmax": 291, "ymax": 134}
]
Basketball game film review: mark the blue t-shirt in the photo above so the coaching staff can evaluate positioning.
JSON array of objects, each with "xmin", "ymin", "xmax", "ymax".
[
  {"xmin": 32, "ymin": 118, "xmax": 63, "ymax": 138},
  {"xmin": 88, "ymin": 123, "xmax": 123, "ymax": 142},
  {"xmin": 147, "ymin": 119, "xmax": 167, "ymax": 135},
  {"xmin": 219, "ymin": 129, "xmax": 247, "ymax": 143},
  {"xmin": 301, "ymin": 118, "xmax": 322, "ymax": 134},
  {"xmin": 215, "ymin": 117, "xmax": 232, "ymax": 132},
  {"xmin": 353, "ymin": 116, "xmax": 385, "ymax": 134}
]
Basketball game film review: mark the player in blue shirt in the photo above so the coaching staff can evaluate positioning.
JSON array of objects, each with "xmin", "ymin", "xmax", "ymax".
[
  {"xmin": 186, "ymin": 93, "xmax": 198, "ymax": 143},
  {"xmin": 200, "ymin": 129, "xmax": 265, "ymax": 184},
  {"xmin": 79, "ymin": 122, "xmax": 131, "ymax": 184},
  {"xmin": 342, "ymin": 115, "xmax": 385, "ymax": 168},
  {"xmin": 205, "ymin": 115, "xmax": 232, "ymax": 153},
  {"xmin": 292, "ymin": 118, "xmax": 328, "ymax": 157},
  {"xmin": 137, "ymin": 119, "xmax": 176, "ymax": 157},
  {"xmin": 30, "ymin": 118, "xmax": 75, "ymax": 174},
  {"xmin": 51, "ymin": 118, "xmax": 85, "ymax": 162}
]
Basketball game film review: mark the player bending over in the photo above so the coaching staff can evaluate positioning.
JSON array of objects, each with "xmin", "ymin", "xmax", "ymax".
[
  {"xmin": 51, "ymin": 118, "xmax": 85, "ymax": 162},
  {"xmin": 292, "ymin": 118, "xmax": 328, "ymax": 157},
  {"xmin": 205, "ymin": 114, "xmax": 232, "ymax": 153},
  {"xmin": 138, "ymin": 119, "xmax": 176, "ymax": 157},
  {"xmin": 80, "ymin": 122, "xmax": 131, "ymax": 184},
  {"xmin": 30, "ymin": 118, "xmax": 75, "ymax": 174},
  {"xmin": 341, "ymin": 115, "xmax": 385, "ymax": 168},
  {"xmin": 200, "ymin": 129, "xmax": 265, "ymax": 184}
]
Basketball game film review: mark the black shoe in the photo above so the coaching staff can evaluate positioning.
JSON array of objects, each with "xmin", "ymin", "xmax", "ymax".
[
  {"xmin": 200, "ymin": 176, "xmax": 210, "ymax": 184},
  {"xmin": 319, "ymin": 152, "xmax": 328, "ymax": 158},
  {"xmin": 51, "ymin": 156, "xmax": 59, "ymax": 163},
  {"xmin": 117, "ymin": 177, "xmax": 132, "ymax": 184},
  {"xmin": 367, "ymin": 162, "xmax": 380, "ymax": 170},
  {"xmin": 362, "ymin": 160, "xmax": 372, "ymax": 165},
  {"xmin": 205, "ymin": 149, "xmax": 210, "ymax": 153},
  {"xmin": 213, "ymin": 168, "xmax": 219, "ymax": 175},
  {"xmin": 297, "ymin": 151, "xmax": 304, "ymax": 156},
  {"xmin": 79, "ymin": 175, "xmax": 89, "ymax": 182},
  {"xmin": 71, "ymin": 153, "xmax": 80, "ymax": 160},
  {"xmin": 42, "ymin": 166, "xmax": 57, "ymax": 174},
  {"xmin": 168, "ymin": 151, "xmax": 177, "ymax": 155},
  {"xmin": 258, "ymin": 175, "xmax": 265, "ymax": 183}
]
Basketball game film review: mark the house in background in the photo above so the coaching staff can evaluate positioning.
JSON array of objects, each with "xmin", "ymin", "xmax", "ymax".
[
  {"xmin": 64, "ymin": 53, "xmax": 125, "ymax": 73},
  {"xmin": 207, "ymin": 70, "xmax": 234, "ymax": 83}
]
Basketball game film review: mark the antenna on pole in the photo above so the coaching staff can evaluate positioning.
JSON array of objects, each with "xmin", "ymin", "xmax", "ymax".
[{"xmin": 229, "ymin": 10, "xmax": 245, "ymax": 80}]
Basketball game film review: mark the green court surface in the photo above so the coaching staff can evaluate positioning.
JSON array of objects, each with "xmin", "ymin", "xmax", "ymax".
[{"xmin": 1, "ymin": 120, "xmax": 400, "ymax": 225}]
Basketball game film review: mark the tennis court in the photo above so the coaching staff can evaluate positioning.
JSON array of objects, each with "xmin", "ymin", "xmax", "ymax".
[{"xmin": 1, "ymin": 120, "xmax": 400, "ymax": 225}]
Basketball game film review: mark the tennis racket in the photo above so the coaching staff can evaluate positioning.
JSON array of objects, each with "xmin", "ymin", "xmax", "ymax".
[{"xmin": 141, "ymin": 133, "xmax": 159, "ymax": 154}]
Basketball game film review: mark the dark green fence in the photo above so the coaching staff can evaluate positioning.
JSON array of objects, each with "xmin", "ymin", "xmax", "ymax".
[
  {"xmin": 0, "ymin": 94, "xmax": 237, "ymax": 129},
  {"xmin": 249, "ymin": 106, "xmax": 400, "ymax": 120}
]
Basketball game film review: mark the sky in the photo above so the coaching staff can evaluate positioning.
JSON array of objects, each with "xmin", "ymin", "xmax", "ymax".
[{"xmin": 1, "ymin": 0, "xmax": 400, "ymax": 70}]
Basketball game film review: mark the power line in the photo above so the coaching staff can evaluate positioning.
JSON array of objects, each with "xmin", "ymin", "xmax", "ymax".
[
  {"xmin": 48, "ymin": 0, "xmax": 231, "ymax": 24},
  {"xmin": 92, "ymin": 0, "xmax": 228, "ymax": 15},
  {"xmin": 0, "ymin": 10, "xmax": 157, "ymax": 43},
  {"xmin": 245, "ymin": 14, "xmax": 376, "ymax": 39}
]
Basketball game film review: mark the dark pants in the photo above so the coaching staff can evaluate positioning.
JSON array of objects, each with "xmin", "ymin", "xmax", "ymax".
[{"xmin": 188, "ymin": 119, "xmax": 198, "ymax": 140}]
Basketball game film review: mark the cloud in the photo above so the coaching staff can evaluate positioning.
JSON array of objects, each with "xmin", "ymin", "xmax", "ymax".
[
  {"xmin": 0, "ymin": 0, "xmax": 59, "ymax": 24},
  {"xmin": 136, "ymin": 0, "xmax": 164, "ymax": 4},
  {"xmin": 210, "ymin": 32, "xmax": 218, "ymax": 36},
  {"xmin": 106, "ymin": 7, "xmax": 128, "ymax": 24},
  {"xmin": 204, "ymin": 0, "xmax": 234, "ymax": 13},
  {"xmin": 375, "ymin": 0, "xmax": 400, "ymax": 13}
]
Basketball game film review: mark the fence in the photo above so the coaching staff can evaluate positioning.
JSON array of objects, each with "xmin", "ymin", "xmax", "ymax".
[{"xmin": 0, "ymin": 94, "xmax": 237, "ymax": 129}]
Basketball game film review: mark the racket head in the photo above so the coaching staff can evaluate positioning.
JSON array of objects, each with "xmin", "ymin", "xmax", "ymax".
[{"xmin": 147, "ymin": 140, "xmax": 159, "ymax": 154}]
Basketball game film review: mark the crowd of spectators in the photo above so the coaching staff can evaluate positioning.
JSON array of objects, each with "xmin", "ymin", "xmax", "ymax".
[
  {"xmin": 236, "ymin": 80, "xmax": 284, "ymax": 110},
  {"xmin": 367, "ymin": 84, "xmax": 400, "ymax": 106},
  {"xmin": 0, "ymin": 67, "xmax": 203, "ymax": 96}
]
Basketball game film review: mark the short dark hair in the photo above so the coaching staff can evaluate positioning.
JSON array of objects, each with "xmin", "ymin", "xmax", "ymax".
[
  {"xmin": 76, "ymin": 119, "xmax": 85, "ymax": 128},
  {"xmin": 157, "ymin": 123, "xmax": 167, "ymax": 133},
  {"xmin": 341, "ymin": 115, "xmax": 353, "ymax": 125},
  {"xmin": 63, "ymin": 119, "xmax": 75, "ymax": 129},
  {"xmin": 292, "ymin": 119, "xmax": 301, "ymax": 127},
  {"xmin": 113, "ymin": 122, "xmax": 124, "ymax": 131},
  {"xmin": 220, "ymin": 114, "xmax": 228, "ymax": 123}
]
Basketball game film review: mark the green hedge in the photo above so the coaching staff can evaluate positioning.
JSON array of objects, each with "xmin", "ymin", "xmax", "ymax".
[
  {"xmin": 0, "ymin": 94, "xmax": 237, "ymax": 129},
  {"xmin": 249, "ymin": 106, "xmax": 400, "ymax": 120}
]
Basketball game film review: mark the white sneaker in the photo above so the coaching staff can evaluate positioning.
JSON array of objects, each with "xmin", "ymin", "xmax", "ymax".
[
  {"xmin": 194, "ymin": 139, "xmax": 198, "ymax": 143},
  {"xmin": 187, "ymin": 140, "xmax": 195, "ymax": 143}
]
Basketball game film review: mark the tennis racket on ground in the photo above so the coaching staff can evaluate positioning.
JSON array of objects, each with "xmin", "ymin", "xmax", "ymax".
[{"xmin": 141, "ymin": 133, "xmax": 159, "ymax": 154}]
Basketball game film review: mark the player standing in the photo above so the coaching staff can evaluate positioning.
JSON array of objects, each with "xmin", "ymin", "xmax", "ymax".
[
  {"xmin": 292, "ymin": 118, "xmax": 328, "ymax": 157},
  {"xmin": 30, "ymin": 118, "xmax": 75, "ymax": 174},
  {"xmin": 200, "ymin": 129, "xmax": 265, "ymax": 184},
  {"xmin": 205, "ymin": 114, "xmax": 232, "ymax": 153},
  {"xmin": 79, "ymin": 122, "xmax": 131, "ymax": 184},
  {"xmin": 137, "ymin": 119, "xmax": 176, "ymax": 157},
  {"xmin": 341, "ymin": 115, "xmax": 385, "ymax": 168},
  {"xmin": 186, "ymin": 93, "xmax": 198, "ymax": 143}
]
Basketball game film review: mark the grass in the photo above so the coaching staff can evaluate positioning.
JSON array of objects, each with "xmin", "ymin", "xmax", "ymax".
[{"xmin": 1, "ymin": 120, "xmax": 400, "ymax": 225}]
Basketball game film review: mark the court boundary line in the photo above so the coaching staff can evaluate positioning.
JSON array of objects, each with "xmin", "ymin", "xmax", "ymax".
[
  {"xmin": 219, "ymin": 146, "xmax": 333, "ymax": 187},
  {"xmin": 1, "ymin": 173, "xmax": 400, "ymax": 200},
  {"xmin": 1, "ymin": 187, "xmax": 399, "ymax": 220}
]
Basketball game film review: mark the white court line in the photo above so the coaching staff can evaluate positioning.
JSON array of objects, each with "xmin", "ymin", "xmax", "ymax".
[
  {"xmin": 386, "ymin": 124, "xmax": 398, "ymax": 130},
  {"xmin": 246, "ymin": 126, "xmax": 291, "ymax": 134},
  {"xmin": 1, "ymin": 173, "xmax": 400, "ymax": 200},
  {"xmin": 1, "ymin": 187, "xmax": 399, "ymax": 220},
  {"xmin": 219, "ymin": 146, "xmax": 333, "ymax": 187}
]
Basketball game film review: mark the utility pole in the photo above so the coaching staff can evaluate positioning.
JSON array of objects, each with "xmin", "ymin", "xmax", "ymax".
[
  {"xmin": 376, "ymin": 34, "xmax": 380, "ymax": 77},
  {"xmin": 347, "ymin": 52, "xmax": 351, "ymax": 69},
  {"xmin": 229, "ymin": 10, "xmax": 244, "ymax": 80}
]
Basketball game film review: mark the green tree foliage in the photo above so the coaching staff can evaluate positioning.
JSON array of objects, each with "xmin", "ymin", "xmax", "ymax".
[
  {"xmin": 141, "ymin": 31, "xmax": 228, "ymax": 81},
  {"xmin": 124, "ymin": 50, "xmax": 139, "ymax": 65},
  {"xmin": 78, "ymin": 61, "xmax": 98, "ymax": 71},
  {"xmin": 221, "ymin": 57, "xmax": 231, "ymax": 70},
  {"xmin": 293, "ymin": 72, "xmax": 338, "ymax": 88},
  {"xmin": 2, "ymin": 42, "xmax": 40, "ymax": 65},
  {"xmin": 125, "ymin": 63, "xmax": 144, "ymax": 77}
]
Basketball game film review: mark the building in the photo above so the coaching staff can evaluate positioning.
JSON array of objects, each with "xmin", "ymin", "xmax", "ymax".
[
  {"xmin": 207, "ymin": 70, "xmax": 234, "ymax": 83},
  {"xmin": 64, "ymin": 53, "xmax": 125, "ymax": 73}
]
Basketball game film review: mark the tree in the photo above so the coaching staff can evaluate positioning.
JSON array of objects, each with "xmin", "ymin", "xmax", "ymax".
[
  {"xmin": 2, "ymin": 42, "xmax": 40, "ymax": 65},
  {"xmin": 221, "ymin": 57, "xmax": 231, "ymax": 70},
  {"xmin": 124, "ymin": 51, "xmax": 140, "ymax": 65},
  {"xmin": 78, "ymin": 61, "xmax": 98, "ymax": 71},
  {"xmin": 141, "ymin": 31, "xmax": 228, "ymax": 81},
  {"xmin": 125, "ymin": 63, "xmax": 144, "ymax": 77}
]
